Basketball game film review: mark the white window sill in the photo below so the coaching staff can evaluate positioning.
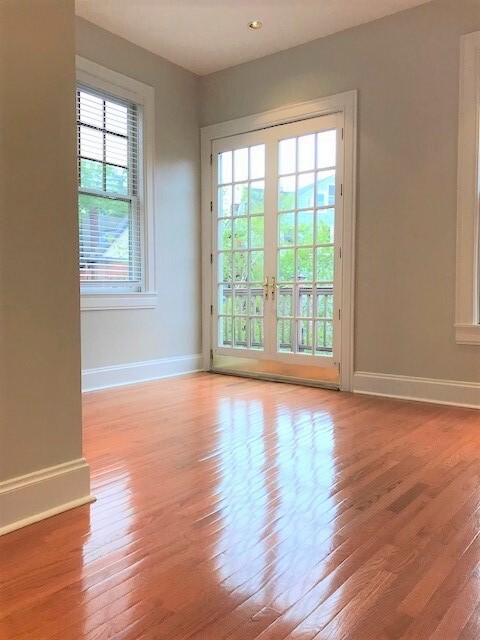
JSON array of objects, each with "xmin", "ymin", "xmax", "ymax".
[
  {"xmin": 455, "ymin": 323, "xmax": 480, "ymax": 345},
  {"xmin": 81, "ymin": 292, "xmax": 157, "ymax": 311}
]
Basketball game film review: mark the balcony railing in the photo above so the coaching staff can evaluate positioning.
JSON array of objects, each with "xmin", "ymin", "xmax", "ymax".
[{"xmin": 221, "ymin": 284, "xmax": 333, "ymax": 354}]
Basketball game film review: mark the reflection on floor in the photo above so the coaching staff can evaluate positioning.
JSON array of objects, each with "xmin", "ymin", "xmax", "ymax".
[{"xmin": 1, "ymin": 372, "xmax": 480, "ymax": 639}]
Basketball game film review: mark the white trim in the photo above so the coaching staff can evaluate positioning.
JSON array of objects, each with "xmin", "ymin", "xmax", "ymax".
[
  {"xmin": 353, "ymin": 372, "xmax": 480, "ymax": 410},
  {"xmin": 0, "ymin": 458, "xmax": 94, "ymax": 536},
  {"xmin": 76, "ymin": 56, "xmax": 157, "ymax": 311},
  {"xmin": 82, "ymin": 354, "xmax": 204, "ymax": 392},
  {"xmin": 201, "ymin": 91, "xmax": 357, "ymax": 390},
  {"xmin": 455, "ymin": 322, "xmax": 480, "ymax": 344},
  {"xmin": 456, "ymin": 32, "xmax": 480, "ymax": 344},
  {"xmin": 81, "ymin": 292, "xmax": 157, "ymax": 311}
]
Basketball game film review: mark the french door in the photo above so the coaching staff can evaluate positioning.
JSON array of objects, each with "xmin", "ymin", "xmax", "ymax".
[{"xmin": 211, "ymin": 113, "xmax": 343, "ymax": 387}]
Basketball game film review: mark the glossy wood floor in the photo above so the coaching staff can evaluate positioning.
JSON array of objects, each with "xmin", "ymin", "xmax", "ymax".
[{"xmin": 1, "ymin": 373, "xmax": 480, "ymax": 639}]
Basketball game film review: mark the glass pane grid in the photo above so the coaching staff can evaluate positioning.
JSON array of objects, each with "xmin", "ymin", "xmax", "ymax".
[
  {"xmin": 277, "ymin": 130, "xmax": 337, "ymax": 357},
  {"xmin": 217, "ymin": 146, "xmax": 265, "ymax": 352}
]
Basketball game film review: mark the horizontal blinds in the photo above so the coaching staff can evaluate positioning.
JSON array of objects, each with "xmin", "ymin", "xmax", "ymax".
[{"xmin": 77, "ymin": 83, "xmax": 142, "ymax": 289}]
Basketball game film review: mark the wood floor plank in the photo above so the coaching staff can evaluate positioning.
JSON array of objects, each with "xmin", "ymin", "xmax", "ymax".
[{"xmin": 0, "ymin": 373, "xmax": 479, "ymax": 640}]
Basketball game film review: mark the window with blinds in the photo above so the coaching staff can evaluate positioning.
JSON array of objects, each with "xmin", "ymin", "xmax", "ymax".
[{"xmin": 77, "ymin": 84, "xmax": 143, "ymax": 292}]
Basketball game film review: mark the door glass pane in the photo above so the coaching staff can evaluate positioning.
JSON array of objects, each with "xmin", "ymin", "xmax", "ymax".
[
  {"xmin": 250, "ymin": 145, "xmax": 265, "ymax": 179},
  {"xmin": 233, "ymin": 217, "xmax": 248, "ymax": 249},
  {"xmin": 316, "ymin": 170, "xmax": 335, "ymax": 207},
  {"xmin": 278, "ymin": 249, "xmax": 295, "ymax": 282},
  {"xmin": 234, "ymin": 148, "xmax": 248, "ymax": 182},
  {"xmin": 279, "ymin": 138, "xmax": 296, "ymax": 175},
  {"xmin": 298, "ymin": 134, "xmax": 315, "ymax": 172},
  {"xmin": 218, "ymin": 151, "xmax": 232, "ymax": 184},
  {"xmin": 250, "ymin": 216, "xmax": 264, "ymax": 249},
  {"xmin": 297, "ymin": 210, "xmax": 314, "ymax": 246},
  {"xmin": 218, "ymin": 185, "xmax": 232, "ymax": 217},
  {"xmin": 276, "ymin": 130, "xmax": 336, "ymax": 358},
  {"xmin": 317, "ymin": 130, "xmax": 336, "ymax": 169},
  {"xmin": 250, "ymin": 181, "xmax": 265, "ymax": 214},
  {"xmin": 218, "ymin": 219, "xmax": 232, "ymax": 250},
  {"xmin": 279, "ymin": 176, "xmax": 295, "ymax": 211},
  {"xmin": 234, "ymin": 184, "xmax": 249, "ymax": 215},
  {"xmin": 279, "ymin": 213, "xmax": 294, "ymax": 246}
]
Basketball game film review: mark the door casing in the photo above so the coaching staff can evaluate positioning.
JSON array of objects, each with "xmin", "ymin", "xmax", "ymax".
[{"xmin": 201, "ymin": 91, "xmax": 357, "ymax": 391}]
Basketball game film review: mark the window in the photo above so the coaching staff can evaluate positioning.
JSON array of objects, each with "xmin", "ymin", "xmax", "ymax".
[{"xmin": 76, "ymin": 57, "xmax": 156, "ymax": 310}]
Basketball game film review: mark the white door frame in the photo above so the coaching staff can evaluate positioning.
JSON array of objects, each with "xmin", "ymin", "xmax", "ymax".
[{"xmin": 201, "ymin": 91, "xmax": 357, "ymax": 391}]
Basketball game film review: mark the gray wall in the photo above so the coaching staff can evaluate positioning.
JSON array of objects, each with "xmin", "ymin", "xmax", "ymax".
[
  {"xmin": 76, "ymin": 18, "xmax": 201, "ymax": 371},
  {"xmin": 0, "ymin": 0, "xmax": 83, "ymax": 481},
  {"xmin": 200, "ymin": 0, "xmax": 480, "ymax": 383}
]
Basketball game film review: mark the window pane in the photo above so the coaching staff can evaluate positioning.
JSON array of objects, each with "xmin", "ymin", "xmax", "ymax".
[
  {"xmin": 106, "ymin": 133, "xmax": 128, "ymax": 166},
  {"xmin": 106, "ymin": 165, "xmax": 128, "ymax": 195},
  {"xmin": 105, "ymin": 101, "xmax": 128, "ymax": 135},
  {"xmin": 80, "ymin": 126, "xmax": 103, "ymax": 161},
  {"xmin": 78, "ymin": 194, "xmax": 131, "ymax": 281},
  {"xmin": 80, "ymin": 159, "xmax": 103, "ymax": 190},
  {"xmin": 79, "ymin": 91, "xmax": 103, "ymax": 127}
]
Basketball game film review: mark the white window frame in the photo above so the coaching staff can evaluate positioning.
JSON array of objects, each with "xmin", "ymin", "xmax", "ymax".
[
  {"xmin": 456, "ymin": 32, "xmax": 480, "ymax": 344},
  {"xmin": 76, "ymin": 56, "xmax": 156, "ymax": 311}
]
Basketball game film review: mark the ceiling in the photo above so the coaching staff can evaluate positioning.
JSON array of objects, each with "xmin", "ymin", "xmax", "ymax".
[{"xmin": 75, "ymin": 0, "xmax": 431, "ymax": 76}]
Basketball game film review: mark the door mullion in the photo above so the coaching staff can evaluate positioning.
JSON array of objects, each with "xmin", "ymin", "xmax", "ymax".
[{"xmin": 263, "ymin": 132, "xmax": 278, "ymax": 359}]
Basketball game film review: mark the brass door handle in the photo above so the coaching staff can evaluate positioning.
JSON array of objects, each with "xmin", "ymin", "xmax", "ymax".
[
  {"xmin": 263, "ymin": 277, "xmax": 269, "ymax": 300},
  {"xmin": 270, "ymin": 276, "xmax": 276, "ymax": 300}
]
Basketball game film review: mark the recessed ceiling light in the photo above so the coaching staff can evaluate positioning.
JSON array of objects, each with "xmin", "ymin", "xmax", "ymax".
[{"xmin": 248, "ymin": 21, "xmax": 262, "ymax": 30}]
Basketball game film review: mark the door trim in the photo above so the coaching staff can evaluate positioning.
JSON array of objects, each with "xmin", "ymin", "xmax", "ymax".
[{"xmin": 201, "ymin": 91, "xmax": 357, "ymax": 391}]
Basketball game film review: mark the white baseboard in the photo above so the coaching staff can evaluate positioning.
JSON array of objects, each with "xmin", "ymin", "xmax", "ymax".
[
  {"xmin": 82, "ymin": 354, "xmax": 204, "ymax": 392},
  {"xmin": 0, "ymin": 458, "xmax": 94, "ymax": 536},
  {"xmin": 353, "ymin": 371, "xmax": 480, "ymax": 409}
]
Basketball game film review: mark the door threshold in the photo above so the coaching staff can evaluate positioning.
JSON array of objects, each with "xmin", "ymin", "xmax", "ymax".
[{"xmin": 210, "ymin": 367, "xmax": 340, "ymax": 391}]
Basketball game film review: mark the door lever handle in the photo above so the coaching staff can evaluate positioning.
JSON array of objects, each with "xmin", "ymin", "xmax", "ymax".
[
  {"xmin": 270, "ymin": 276, "xmax": 276, "ymax": 300},
  {"xmin": 263, "ymin": 277, "xmax": 269, "ymax": 300}
]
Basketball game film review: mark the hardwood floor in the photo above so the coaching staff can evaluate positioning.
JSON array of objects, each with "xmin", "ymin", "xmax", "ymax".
[{"xmin": 1, "ymin": 373, "xmax": 480, "ymax": 639}]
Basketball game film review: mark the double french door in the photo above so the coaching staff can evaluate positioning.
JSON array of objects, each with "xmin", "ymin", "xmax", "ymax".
[{"xmin": 210, "ymin": 113, "xmax": 343, "ymax": 387}]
